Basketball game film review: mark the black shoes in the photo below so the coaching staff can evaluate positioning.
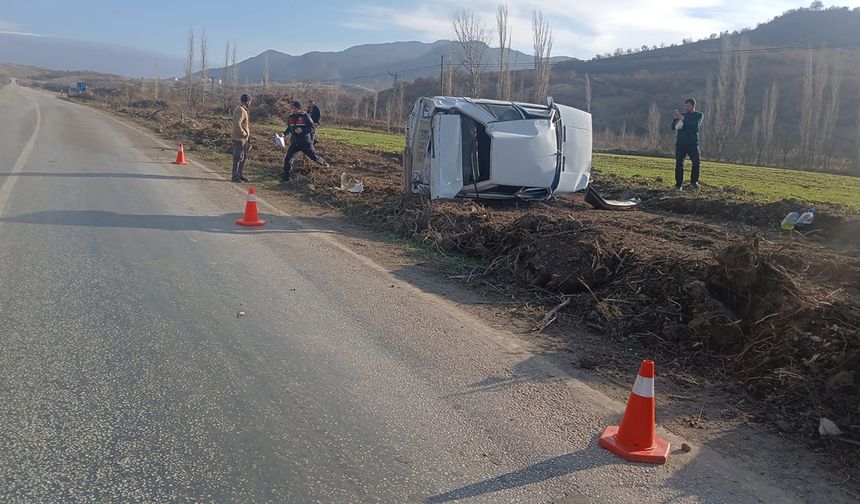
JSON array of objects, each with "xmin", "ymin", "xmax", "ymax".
[{"xmin": 239, "ymin": 176, "xmax": 249, "ymax": 182}]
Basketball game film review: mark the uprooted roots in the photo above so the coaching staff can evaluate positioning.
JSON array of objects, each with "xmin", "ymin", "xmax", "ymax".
[{"xmin": 346, "ymin": 196, "xmax": 860, "ymax": 436}]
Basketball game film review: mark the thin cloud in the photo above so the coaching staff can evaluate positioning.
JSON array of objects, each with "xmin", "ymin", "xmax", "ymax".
[
  {"xmin": 0, "ymin": 18, "xmax": 46, "ymax": 37},
  {"xmin": 0, "ymin": 30, "xmax": 48, "ymax": 37},
  {"xmin": 345, "ymin": 0, "xmax": 860, "ymax": 57}
]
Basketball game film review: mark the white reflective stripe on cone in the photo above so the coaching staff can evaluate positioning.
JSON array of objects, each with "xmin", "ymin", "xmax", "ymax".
[
  {"xmin": 632, "ymin": 375, "xmax": 655, "ymax": 398},
  {"xmin": 247, "ymin": 195, "xmax": 257, "ymax": 201}
]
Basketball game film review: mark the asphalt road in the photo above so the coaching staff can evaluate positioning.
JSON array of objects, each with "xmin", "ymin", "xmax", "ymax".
[{"xmin": 0, "ymin": 81, "xmax": 826, "ymax": 503}]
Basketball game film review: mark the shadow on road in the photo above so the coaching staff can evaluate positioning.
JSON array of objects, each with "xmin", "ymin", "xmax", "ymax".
[
  {"xmin": 0, "ymin": 210, "xmax": 340, "ymax": 235},
  {"xmin": 0, "ymin": 171, "xmax": 224, "ymax": 182},
  {"xmin": 425, "ymin": 447, "xmax": 608, "ymax": 503}
]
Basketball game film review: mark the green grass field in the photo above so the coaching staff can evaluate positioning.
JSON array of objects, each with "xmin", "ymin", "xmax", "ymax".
[
  {"xmin": 266, "ymin": 124, "xmax": 404, "ymax": 154},
  {"xmin": 594, "ymin": 153, "xmax": 860, "ymax": 212},
  {"xmin": 297, "ymin": 126, "xmax": 860, "ymax": 212}
]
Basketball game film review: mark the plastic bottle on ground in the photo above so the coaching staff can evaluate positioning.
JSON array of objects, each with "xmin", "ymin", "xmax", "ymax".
[
  {"xmin": 796, "ymin": 208, "xmax": 815, "ymax": 227},
  {"xmin": 781, "ymin": 211, "xmax": 801, "ymax": 231}
]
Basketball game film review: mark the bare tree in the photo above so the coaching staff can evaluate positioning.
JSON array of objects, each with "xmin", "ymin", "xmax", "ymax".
[
  {"xmin": 230, "ymin": 44, "xmax": 238, "ymax": 101},
  {"xmin": 584, "ymin": 73, "xmax": 592, "ymax": 113},
  {"xmin": 495, "ymin": 4, "xmax": 513, "ymax": 101},
  {"xmin": 331, "ymin": 84, "xmax": 341, "ymax": 123},
  {"xmin": 223, "ymin": 42, "xmax": 231, "ymax": 110},
  {"xmin": 385, "ymin": 97, "xmax": 393, "ymax": 131},
  {"xmin": 799, "ymin": 49, "xmax": 831, "ymax": 168},
  {"xmin": 620, "ymin": 120, "xmax": 627, "ymax": 149},
  {"xmin": 757, "ymin": 82, "xmax": 779, "ymax": 164},
  {"xmin": 445, "ymin": 48, "xmax": 455, "ymax": 95},
  {"xmin": 701, "ymin": 75, "xmax": 714, "ymax": 150},
  {"xmin": 531, "ymin": 10, "xmax": 553, "ymax": 103},
  {"xmin": 710, "ymin": 37, "xmax": 748, "ymax": 160},
  {"xmin": 262, "ymin": 53, "xmax": 270, "ymax": 90},
  {"xmin": 200, "ymin": 29, "xmax": 207, "ymax": 109},
  {"xmin": 730, "ymin": 37, "xmax": 749, "ymax": 141},
  {"xmin": 855, "ymin": 105, "xmax": 860, "ymax": 173},
  {"xmin": 186, "ymin": 28, "xmax": 195, "ymax": 110},
  {"xmin": 452, "ymin": 9, "xmax": 489, "ymax": 98},
  {"xmin": 153, "ymin": 64, "xmax": 159, "ymax": 101},
  {"xmin": 646, "ymin": 102, "xmax": 661, "ymax": 151},
  {"xmin": 752, "ymin": 116, "xmax": 762, "ymax": 164},
  {"xmin": 372, "ymin": 79, "xmax": 379, "ymax": 119},
  {"xmin": 819, "ymin": 55, "xmax": 843, "ymax": 170}
]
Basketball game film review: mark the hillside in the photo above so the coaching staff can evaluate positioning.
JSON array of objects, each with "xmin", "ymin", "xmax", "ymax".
[
  {"xmin": 390, "ymin": 7, "xmax": 860, "ymax": 174},
  {"xmin": 206, "ymin": 40, "xmax": 571, "ymax": 86}
]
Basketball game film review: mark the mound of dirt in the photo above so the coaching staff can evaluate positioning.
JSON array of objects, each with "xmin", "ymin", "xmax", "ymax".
[
  {"xmin": 248, "ymin": 94, "xmax": 294, "ymax": 123},
  {"xmin": 592, "ymin": 173, "xmax": 860, "ymax": 247}
]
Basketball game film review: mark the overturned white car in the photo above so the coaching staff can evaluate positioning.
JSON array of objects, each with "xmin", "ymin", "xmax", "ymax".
[{"xmin": 403, "ymin": 96, "xmax": 592, "ymax": 200}]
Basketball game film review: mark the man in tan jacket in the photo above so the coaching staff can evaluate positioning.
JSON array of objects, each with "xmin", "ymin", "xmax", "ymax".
[{"xmin": 231, "ymin": 94, "xmax": 251, "ymax": 182}]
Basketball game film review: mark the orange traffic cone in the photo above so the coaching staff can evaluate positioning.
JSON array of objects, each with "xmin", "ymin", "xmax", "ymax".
[
  {"xmin": 236, "ymin": 187, "xmax": 265, "ymax": 227},
  {"xmin": 173, "ymin": 143, "xmax": 188, "ymax": 165},
  {"xmin": 598, "ymin": 360, "xmax": 670, "ymax": 464}
]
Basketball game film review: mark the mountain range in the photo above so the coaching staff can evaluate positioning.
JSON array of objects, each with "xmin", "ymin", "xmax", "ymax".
[
  {"xmin": 204, "ymin": 40, "xmax": 571, "ymax": 87},
  {"xmin": 0, "ymin": 32, "xmax": 569, "ymax": 86}
]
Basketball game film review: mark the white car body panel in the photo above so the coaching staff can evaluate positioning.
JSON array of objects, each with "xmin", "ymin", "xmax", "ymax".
[
  {"xmin": 485, "ymin": 119, "xmax": 557, "ymax": 188},
  {"xmin": 556, "ymin": 104, "xmax": 592, "ymax": 192},
  {"xmin": 430, "ymin": 115, "xmax": 464, "ymax": 199},
  {"xmin": 403, "ymin": 96, "xmax": 592, "ymax": 200}
]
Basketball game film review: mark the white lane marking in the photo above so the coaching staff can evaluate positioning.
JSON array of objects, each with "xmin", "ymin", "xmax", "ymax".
[{"xmin": 0, "ymin": 84, "xmax": 42, "ymax": 217}]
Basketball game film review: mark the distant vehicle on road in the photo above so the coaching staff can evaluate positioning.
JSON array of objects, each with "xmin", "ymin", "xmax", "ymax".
[{"xmin": 403, "ymin": 96, "xmax": 592, "ymax": 201}]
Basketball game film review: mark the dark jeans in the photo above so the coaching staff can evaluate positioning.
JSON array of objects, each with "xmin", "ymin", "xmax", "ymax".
[
  {"xmin": 675, "ymin": 144, "xmax": 701, "ymax": 187},
  {"xmin": 282, "ymin": 142, "xmax": 326, "ymax": 180},
  {"xmin": 232, "ymin": 140, "xmax": 249, "ymax": 179}
]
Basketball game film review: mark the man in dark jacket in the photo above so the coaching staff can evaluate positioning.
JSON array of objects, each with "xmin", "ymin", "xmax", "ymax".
[
  {"xmin": 307, "ymin": 99, "xmax": 321, "ymax": 145},
  {"xmin": 671, "ymin": 98, "xmax": 704, "ymax": 190},
  {"xmin": 281, "ymin": 101, "xmax": 329, "ymax": 182},
  {"xmin": 308, "ymin": 99, "xmax": 321, "ymax": 125}
]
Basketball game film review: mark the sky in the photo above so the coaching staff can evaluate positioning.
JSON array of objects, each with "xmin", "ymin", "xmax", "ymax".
[{"xmin": 3, "ymin": 0, "xmax": 860, "ymax": 62}]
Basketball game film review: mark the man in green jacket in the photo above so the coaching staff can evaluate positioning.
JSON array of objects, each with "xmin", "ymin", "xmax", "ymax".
[{"xmin": 671, "ymin": 98, "xmax": 704, "ymax": 190}]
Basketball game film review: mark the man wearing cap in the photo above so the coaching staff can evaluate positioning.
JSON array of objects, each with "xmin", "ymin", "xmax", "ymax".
[
  {"xmin": 281, "ymin": 100, "xmax": 329, "ymax": 182},
  {"xmin": 231, "ymin": 93, "xmax": 251, "ymax": 182}
]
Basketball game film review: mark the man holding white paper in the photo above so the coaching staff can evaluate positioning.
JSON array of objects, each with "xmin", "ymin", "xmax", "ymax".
[{"xmin": 671, "ymin": 98, "xmax": 704, "ymax": 190}]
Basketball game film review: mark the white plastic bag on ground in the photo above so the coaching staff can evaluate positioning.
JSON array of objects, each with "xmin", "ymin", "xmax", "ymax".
[
  {"xmin": 274, "ymin": 133, "xmax": 286, "ymax": 149},
  {"xmin": 340, "ymin": 172, "xmax": 364, "ymax": 193}
]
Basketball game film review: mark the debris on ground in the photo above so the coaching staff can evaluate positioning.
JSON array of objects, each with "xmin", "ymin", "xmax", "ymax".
[
  {"xmin": 340, "ymin": 172, "xmax": 364, "ymax": 193},
  {"xmin": 819, "ymin": 418, "xmax": 843, "ymax": 437}
]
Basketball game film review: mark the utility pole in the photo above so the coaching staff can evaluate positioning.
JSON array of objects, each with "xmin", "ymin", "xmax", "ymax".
[
  {"xmin": 440, "ymin": 55, "xmax": 444, "ymax": 95},
  {"xmin": 388, "ymin": 71, "xmax": 404, "ymax": 120}
]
